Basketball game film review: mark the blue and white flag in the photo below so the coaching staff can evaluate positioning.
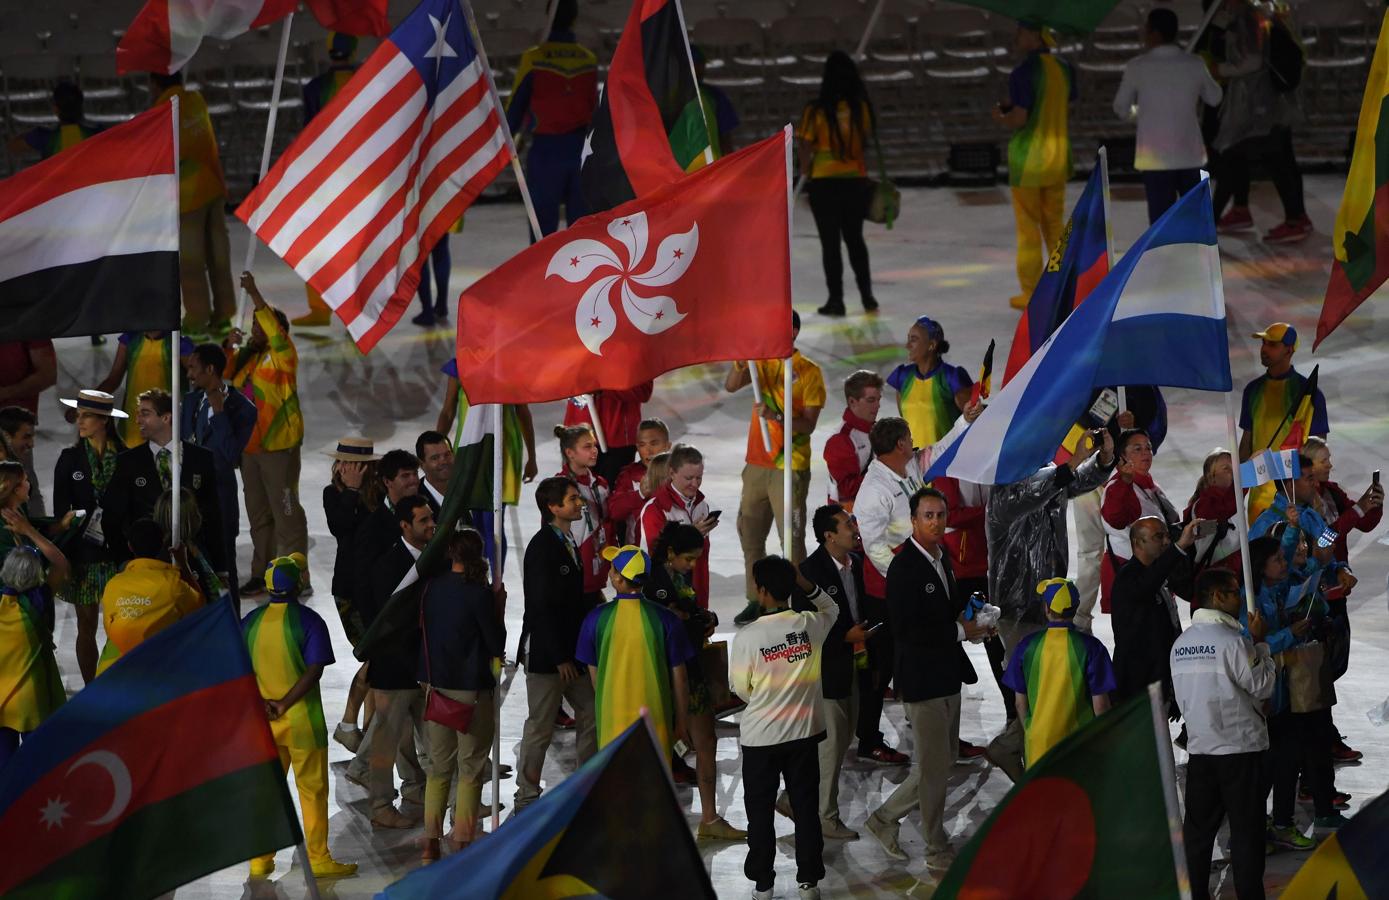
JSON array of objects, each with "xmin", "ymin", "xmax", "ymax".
[
  {"xmin": 1239, "ymin": 449, "xmax": 1301, "ymax": 487},
  {"xmin": 926, "ymin": 180, "xmax": 1231, "ymax": 485}
]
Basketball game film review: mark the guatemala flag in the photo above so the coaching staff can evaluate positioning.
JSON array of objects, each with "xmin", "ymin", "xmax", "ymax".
[{"xmin": 927, "ymin": 179, "xmax": 1231, "ymax": 485}]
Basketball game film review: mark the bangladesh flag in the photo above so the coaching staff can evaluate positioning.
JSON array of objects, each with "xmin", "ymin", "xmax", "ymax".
[
  {"xmin": 934, "ymin": 689, "xmax": 1184, "ymax": 898},
  {"xmin": 578, "ymin": 0, "xmax": 713, "ymax": 213},
  {"xmin": 0, "ymin": 601, "xmax": 301, "ymax": 899},
  {"xmin": 1317, "ymin": 9, "xmax": 1389, "ymax": 349}
]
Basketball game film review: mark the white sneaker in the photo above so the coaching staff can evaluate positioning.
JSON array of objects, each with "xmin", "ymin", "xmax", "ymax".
[
  {"xmin": 752, "ymin": 889, "xmax": 774, "ymax": 900},
  {"xmin": 333, "ymin": 722, "xmax": 362, "ymax": 753},
  {"xmin": 797, "ymin": 884, "xmax": 821, "ymax": 900}
]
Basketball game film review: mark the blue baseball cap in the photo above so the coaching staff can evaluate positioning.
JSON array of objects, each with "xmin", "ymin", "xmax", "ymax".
[{"xmin": 913, "ymin": 315, "xmax": 944, "ymax": 341}]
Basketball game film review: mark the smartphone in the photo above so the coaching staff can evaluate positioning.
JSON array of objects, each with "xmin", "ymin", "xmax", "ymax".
[
  {"xmin": 1193, "ymin": 519, "xmax": 1218, "ymax": 540},
  {"xmin": 863, "ymin": 621, "xmax": 885, "ymax": 637},
  {"xmin": 72, "ymin": 509, "xmax": 88, "ymax": 518},
  {"xmin": 1374, "ymin": 469, "xmax": 1381, "ymax": 487},
  {"xmin": 705, "ymin": 509, "xmax": 722, "ymax": 522}
]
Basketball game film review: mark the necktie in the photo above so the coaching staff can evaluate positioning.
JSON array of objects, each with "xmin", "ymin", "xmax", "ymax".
[{"xmin": 157, "ymin": 448, "xmax": 172, "ymax": 489}]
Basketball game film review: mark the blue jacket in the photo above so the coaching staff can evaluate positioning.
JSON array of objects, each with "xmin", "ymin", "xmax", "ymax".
[
  {"xmin": 1255, "ymin": 524, "xmax": 1327, "ymax": 714},
  {"xmin": 181, "ymin": 387, "xmax": 257, "ymax": 484}
]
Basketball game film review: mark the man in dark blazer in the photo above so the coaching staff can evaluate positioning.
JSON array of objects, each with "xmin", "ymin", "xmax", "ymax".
[
  {"xmin": 103, "ymin": 388, "xmax": 223, "ymax": 574},
  {"xmin": 866, "ymin": 487, "xmax": 991, "ymax": 873},
  {"xmin": 183, "ymin": 343, "xmax": 256, "ymax": 601},
  {"xmin": 359, "ymin": 495, "xmax": 437, "ymax": 828},
  {"xmin": 1112, "ymin": 515, "xmax": 1201, "ymax": 715},
  {"xmin": 793, "ymin": 503, "xmax": 870, "ymax": 840},
  {"xmin": 515, "ymin": 476, "xmax": 598, "ymax": 812}
]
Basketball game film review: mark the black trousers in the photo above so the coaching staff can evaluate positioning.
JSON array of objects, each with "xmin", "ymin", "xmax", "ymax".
[
  {"xmin": 1185, "ymin": 751, "xmax": 1266, "ymax": 900},
  {"xmin": 806, "ymin": 177, "xmax": 872, "ymax": 306},
  {"xmin": 957, "ymin": 575, "xmax": 1015, "ymax": 722},
  {"xmin": 1211, "ymin": 127, "xmax": 1305, "ymax": 220},
  {"xmin": 743, "ymin": 735, "xmax": 824, "ymax": 890},
  {"xmin": 1141, "ymin": 168, "xmax": 1203, "ymax": 224},
  {"xmin": 1267, "ymin": 709, "xmax": 1333, "ymax": 821},
  {"xmin": 855, "ymin": 593, "xmax": 892, "ymax": 751}
]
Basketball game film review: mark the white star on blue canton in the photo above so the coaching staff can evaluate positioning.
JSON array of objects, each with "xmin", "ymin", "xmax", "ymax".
[{"xmin": 424, "ymin": 14, "xmax": 458, "ymax": 61}]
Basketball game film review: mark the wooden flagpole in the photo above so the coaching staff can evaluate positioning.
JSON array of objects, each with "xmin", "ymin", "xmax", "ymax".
[{"xmin": 234, "ymin": 13, "xmax": 295, "ymax": 328}]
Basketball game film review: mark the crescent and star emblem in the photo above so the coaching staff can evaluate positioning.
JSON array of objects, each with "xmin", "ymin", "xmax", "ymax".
[{"xmin": 38, "ymin": 750, "xmax": 133, "ymax": 831}]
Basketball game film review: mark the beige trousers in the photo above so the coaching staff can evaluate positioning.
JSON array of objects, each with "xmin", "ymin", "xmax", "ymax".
[
  {"xmin": 368, "ymin": 687, "xmax": 427, "ymax": 815},
  {"xmin": 514, "ymin": 670, "xmax": 597, "ymax": 808},
  {"xmin": 179, "ymin": 198, "xmax": 236, "ymax": 328},
  {"xmin": 241, "ymin": 447, "xmax": 309, "ymax": 580},
  {"xmin": 423, "ymin": 687, "xmax": 494, "ymax": 838},
  {"xmin": 873, "ymin": 693, "xmax": 960, "ymax": 854},
  {"xmin": 818, "ymin": 680, "xmax": 858, "ymax": 824},
  {"xmin": 737, "ymin": 463, "xmax": 811, "ymax": 601}
]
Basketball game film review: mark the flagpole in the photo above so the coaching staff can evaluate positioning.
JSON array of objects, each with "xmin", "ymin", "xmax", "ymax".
[
  {"xmin": 672, "ymin": 0, "xmax": 716, "ymax": 167},
  {"xmin": 746, "ymin": 364, "xmax": 774, "ymax": 455},
  {"xmin": 783, "ymin": 357, "xmax": 793, "ymax": 558},
  {"xmin": 576, "ymin": 394, "xmax": 608, "ymax": 453},
  {"xmin": 855, "ymin": 0, "xmax": 887, "ymax": 58},
  {"xmin": 1199, "ymin": 174, "xmax": 1256, "ymax": 612},
  {"xmin": 170, "ymin": 329, "xmax": 182, "ymax": 549},
  {"xmin": 294, "ymin": 842, "xmax": 324, "ymax": 899},
  {"xmin": 1098, "ymin": 146, "xmax": 1126, "ymax": 414},
  {"xmin": 490, "ymin": 402, "xmax": 503, "ymax": 833},
  {"xmin": 233, "ymin": 12, "xmax": 295, "ymax": 329},
  {"xmin": 1148, "ymin": 682, "xmax": 1193, "ymax": 900},
  {"xmin": 1184, "ymin": 0, "xmax": 1224, "ymax": 54}
]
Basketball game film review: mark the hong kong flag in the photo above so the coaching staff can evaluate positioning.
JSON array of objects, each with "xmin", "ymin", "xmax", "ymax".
[{"xmin": 455, "ymin": 128, "xmax": 793, "ymax": 404}]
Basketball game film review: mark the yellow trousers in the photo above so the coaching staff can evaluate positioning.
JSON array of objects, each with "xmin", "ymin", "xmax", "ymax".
[
  {"xmin": 1010, "ymin": 184, "xmax": 1067, "ymax": 302},
  {"xmin": 253, "ymin": 743, "xmax": 330, "ymax": 864}
]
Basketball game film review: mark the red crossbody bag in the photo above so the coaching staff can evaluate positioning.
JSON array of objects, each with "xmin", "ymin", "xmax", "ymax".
[{"xmin": 420, "ymin": 584, "xmax": 476, "ymax": 732}]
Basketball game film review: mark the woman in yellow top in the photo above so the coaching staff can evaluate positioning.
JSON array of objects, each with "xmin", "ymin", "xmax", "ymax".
[
  {"xmin": 151, "ymin": 72, "xmax": 236, "ymax": 338},
  {"xmin": 797, "ymin": 51, "xmax": 878, "ymax": 319},
  {"xmin": 96, "ymin": 331, "xmax": 195, "ymax": 447}
]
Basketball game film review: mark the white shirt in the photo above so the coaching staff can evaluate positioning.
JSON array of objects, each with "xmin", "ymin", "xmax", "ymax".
[
  {"xmin": 730, "ymin": 585, "xmax": 838, "ymax": 747},
  {"xmin": 830, "ymin": 552, "xmax": 859, "ymax": 621},
  {"xmin": 1113, "ymin": 44, "xmax": 1223, "ymax": 171},
  {"xmin": 402, "ymin": 538, "xmax": 423, "ymax": 561},
  {"xmin": 423, "ymin": 479, "xmax": 446, "ymax": 508},
  {"xmin": 148, "ymin": 440, "xmax": 174, "ymax": 461}
]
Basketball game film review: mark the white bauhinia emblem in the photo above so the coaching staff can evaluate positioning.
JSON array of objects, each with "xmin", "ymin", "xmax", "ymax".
[{"xmin": 546, "ymin": 211, "xmax": 696, "ymax": 355}]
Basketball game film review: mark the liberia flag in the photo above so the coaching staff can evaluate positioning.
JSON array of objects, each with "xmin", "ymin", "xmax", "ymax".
[
  {"xmin": 117, "ymin": 0, "xmax": 388, "ymax": 75},
  {"xmin": 237, "ymin": 0, "xmax": 511, "ymax": 352},
  {"xmin": 0, "ymin": 602, "xmax": 301, "ymax": 899},
  {"xmin": 0, "ymin": 102, "xmax": 179, "ymax": 342},
  {"xmin": 456, "ymin": 129, "xmax": 792, "ymax": 404}
]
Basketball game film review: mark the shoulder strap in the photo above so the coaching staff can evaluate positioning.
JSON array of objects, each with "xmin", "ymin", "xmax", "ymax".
[{"xmin": 418, "ymin": 582, "xmax": 433, "ymax": 682}]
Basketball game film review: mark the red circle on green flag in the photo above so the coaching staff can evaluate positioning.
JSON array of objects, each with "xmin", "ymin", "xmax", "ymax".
[{"xmin": 956, "ymin": 776, "xmax": 1096, "ymax": 898}]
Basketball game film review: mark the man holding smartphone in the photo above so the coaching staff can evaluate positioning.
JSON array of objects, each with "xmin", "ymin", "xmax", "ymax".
[{"xmin": 789, "ymin": 504, "xmax": 872, "ymax": 840}]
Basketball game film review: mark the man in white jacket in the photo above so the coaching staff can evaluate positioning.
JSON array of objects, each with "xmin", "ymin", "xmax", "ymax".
[
  {"xmin": 731, "ymin": 556, "xmax": 838, "ymax": 900},
  {"xmin": 852, "ymin": 413, "xmax": 973, "ymax": 764},
  {"xmin": 1171, "ymin": 567, "xmax": 1275, "ymax": 900}
]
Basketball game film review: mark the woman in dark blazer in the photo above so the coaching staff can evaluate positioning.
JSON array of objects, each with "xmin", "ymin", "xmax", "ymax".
[{"xmin": 52, "ymin": 389, "xmax": 126, "ymax": 684}]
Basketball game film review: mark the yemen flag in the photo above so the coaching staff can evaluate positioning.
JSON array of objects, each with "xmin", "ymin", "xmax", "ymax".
[
  {"xmin": 458, "ymin": 130, "xmax": 792, "ymax": 404},
  {"xmin": 380, "ymin": 717, "xmax": 716, "ymax": 900},
  {"xmin": 578, "ymin": 0, "xmax": 712, "ymax": 213},
  {"xmin": 0, "ymin": 102, "xmax": 179, "ymax": 342},
  {"xmin": 1317, "ymin": 10, "xmax": 1389, "ymax": 349},
  {"xmin": 0, "ymin": 602, "xmax": 301, "ymax": 900},
  {"xmin": 934, "ymin": 689, "xmax": 1183, "ymax": 898},
  {"xmin": 1002, "ymin": 163, "xmax": 1109, "ymax": 385},
  {"xmin": 1284, "ymin": 790, "xmax": 1389, "ymax": 899},
  {"xmin": 117, "ymin": 0, "xmax": 388, "ymax": 75}
]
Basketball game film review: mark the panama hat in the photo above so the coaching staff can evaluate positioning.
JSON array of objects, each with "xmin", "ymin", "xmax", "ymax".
[
  {"xmin": 325, "ymin": 436, "xmax": 381, "ymax": 462},
  {"xmin": 59, "ymin": 389, "xmax": 128, "ymax": 418}
]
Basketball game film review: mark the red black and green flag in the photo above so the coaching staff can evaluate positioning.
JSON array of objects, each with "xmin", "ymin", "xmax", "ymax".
[
  {"xmin": 0, "ymin": 601, "xmax": 301, "ymax": 899},
  {"xmin": 380, "ymin": 717, "xmax": 716, "ymax": 899},
  {"xmin": 578, "ymin": 0, "xmax": 713, "ymax": 213},
  {"xmin": 1317, "ymin": 9, "xmax": 1389, "ymax": 348},
  {"xmin": 934, "ymin": 688, "xmax": 1185, "ymax": 898}
]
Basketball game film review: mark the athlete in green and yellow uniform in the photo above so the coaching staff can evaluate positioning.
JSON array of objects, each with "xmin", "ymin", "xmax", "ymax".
[{"xmin": 241, "ymin": 554, "xmax": 355, "ymax": 878}]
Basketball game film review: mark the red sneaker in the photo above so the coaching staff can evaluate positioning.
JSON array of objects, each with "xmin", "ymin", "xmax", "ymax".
[
  {"xmin": 1331, "ymin": 744, "xmax": 1363, "ymax": 764},
  {"xmin": 859, "ymin": 746, "xmax": 910, "ymax": 765},
  {"xmin": 1298, "ymin": 788, "xmax": 1351, "ymax": 809},
  {"xmin": 957, "ymin": 740, "xmax": 987, "ymax": 761},
  {"xmin": 1263, "ymin": 217, "xmax": 1312, "ymax": 244},
  {"xmin": 1217, "ymin": 206, "xmax": 1254, "ymax": 234}
]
